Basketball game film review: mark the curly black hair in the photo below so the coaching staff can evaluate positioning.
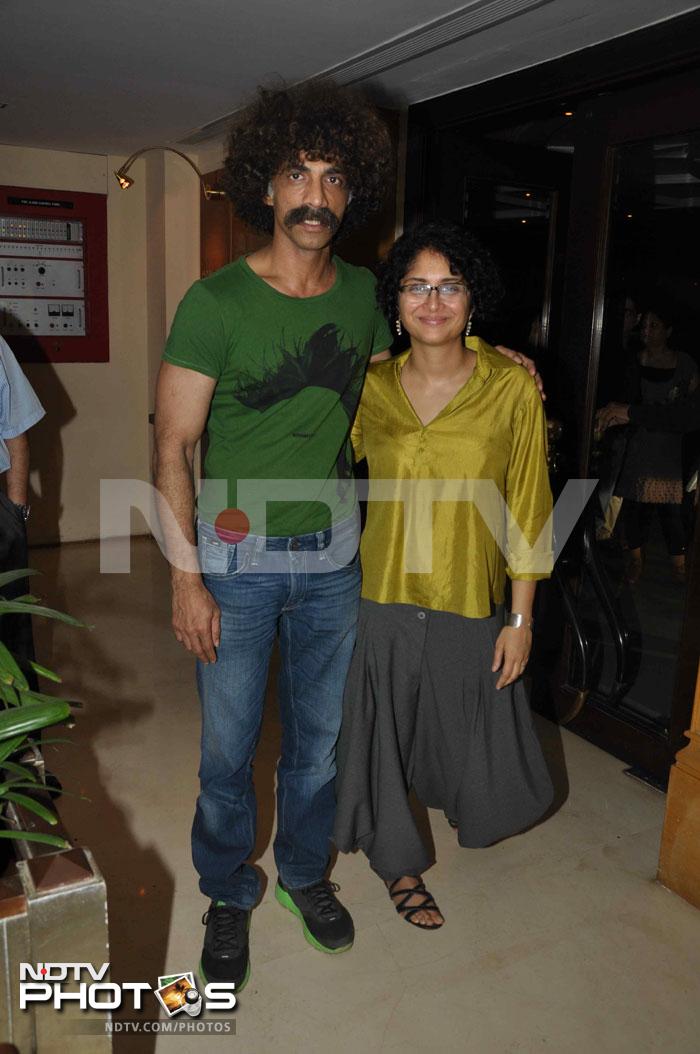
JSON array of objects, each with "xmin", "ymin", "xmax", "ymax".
[
  {"xmin": 376, "ymin": 221, "xmax": 504, "ymax": 323},
  {"xmin": 221, "ymin": 80, "xmax": 393, "ymax": 238}
]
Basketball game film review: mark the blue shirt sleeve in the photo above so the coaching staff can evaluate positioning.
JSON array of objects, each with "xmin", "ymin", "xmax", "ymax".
[
  {"xmin": 0, "ymin": 337, "xmax": 45, "ymax": 474},
  {"xmin": 0, "ymin": 336, "xmax": 45, "ymax": 440}
]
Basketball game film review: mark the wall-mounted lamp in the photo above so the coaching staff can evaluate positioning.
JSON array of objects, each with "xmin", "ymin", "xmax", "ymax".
[{"xmin": 113, "ymin": 147, "xmax": 226, "ymax": 200}]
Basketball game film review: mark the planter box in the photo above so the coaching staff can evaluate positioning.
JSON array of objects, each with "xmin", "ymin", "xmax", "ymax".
[{"xmin": 0, "ymin": 802, "xmax": 110, "ymax": 1054}]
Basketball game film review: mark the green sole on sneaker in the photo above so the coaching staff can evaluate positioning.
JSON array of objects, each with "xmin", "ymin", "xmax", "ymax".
[
  {"xmin": 274, "ymin": 884, "xmax": 353, "ymax": 954},
  {"xmin": 198, "ymin": 957, "xmax": 250, "ymax": 994}
]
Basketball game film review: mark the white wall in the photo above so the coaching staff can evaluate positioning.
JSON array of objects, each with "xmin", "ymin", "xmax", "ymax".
[{"xmin": 0, "ymin": 144, "xmax": 201, "ymax": 543}]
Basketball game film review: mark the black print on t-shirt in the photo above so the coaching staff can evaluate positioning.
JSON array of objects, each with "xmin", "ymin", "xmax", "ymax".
[
  {"xmin": 235, "ymin": 323, "xmax": 366, "ymax": 487},
  {"xmin": 235, "ymin": 323, "xmax": 364, "ymax": 417}
]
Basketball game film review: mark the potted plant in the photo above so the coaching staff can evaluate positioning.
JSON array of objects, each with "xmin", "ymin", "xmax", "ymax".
[
  {"xmin": 0, "ymin": 569, "xmax": 111, "ymax": 1052},
  {"xmin": 0, "ymin": 567, "xmax": 83, "ymax": 851}
]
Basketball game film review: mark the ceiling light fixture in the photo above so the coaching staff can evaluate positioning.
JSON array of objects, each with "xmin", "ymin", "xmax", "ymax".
[{"xmin": 113, "ymin": 147, "xmax": 225, "ymax": 200}]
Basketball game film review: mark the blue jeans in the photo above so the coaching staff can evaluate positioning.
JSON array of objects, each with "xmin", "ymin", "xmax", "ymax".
[{"xmin": 192, "ymin": 513, "xmax": 361, "ymax": 908}]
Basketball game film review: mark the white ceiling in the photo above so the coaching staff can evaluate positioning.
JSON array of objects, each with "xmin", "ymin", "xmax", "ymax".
[{"xmin": 3, "ymin": 0, "xmax": 697, "ymax": 157}]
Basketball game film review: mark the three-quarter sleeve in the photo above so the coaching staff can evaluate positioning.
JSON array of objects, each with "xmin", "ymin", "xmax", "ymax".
[
  {"xmin": 505, "ymin": 380, "xmax": 553, "ymax": 580},
  {"xmin": 351, "ymin": 404, "xmax": 365, "ymax": 462}
]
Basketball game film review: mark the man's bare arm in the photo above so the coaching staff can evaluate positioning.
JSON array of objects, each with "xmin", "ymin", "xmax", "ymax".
[
  {"xmin": 153, "ymin": 362, "xmax": 220, "ymax": 664},
  {"xmin": 5, "ymin": 433, "xmax": 30, "ymax": 505}
]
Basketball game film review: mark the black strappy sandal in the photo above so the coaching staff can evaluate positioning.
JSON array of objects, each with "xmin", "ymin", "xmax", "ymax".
[{"xmin": 387, "ymin": 878, "xmax": 444, "ymax": 930}]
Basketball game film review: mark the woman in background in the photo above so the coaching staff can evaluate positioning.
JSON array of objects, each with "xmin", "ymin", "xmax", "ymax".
[
  {"xmin": 615, "ymin": 301, "xmax": 698, "ymax": 583},
  {"xmin": 334, "ymin": 222, "xmax": 554, "ymax": 930}
]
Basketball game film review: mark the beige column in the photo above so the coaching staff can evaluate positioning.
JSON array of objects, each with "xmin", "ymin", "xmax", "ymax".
[{"xmin": 658, "ymin": 659, "xmax": 700, "ymax": 908}]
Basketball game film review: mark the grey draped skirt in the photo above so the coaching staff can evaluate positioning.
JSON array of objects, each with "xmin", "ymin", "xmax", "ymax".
[{"xmin": 333, "ymin": 599, "xmax": 553, "ymax": 880}]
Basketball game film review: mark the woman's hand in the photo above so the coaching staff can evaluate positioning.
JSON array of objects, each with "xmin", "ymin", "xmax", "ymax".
[
  {"xmin": 595, "ymin": 402, "xmax": 630, "ymax": 432},
  {"xmin": 492, "ymin": 626, "xmax": 532, "ymax": 689}
]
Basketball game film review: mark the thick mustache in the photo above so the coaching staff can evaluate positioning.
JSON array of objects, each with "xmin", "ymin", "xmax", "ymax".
[{"xmin": 284, "ymin": 206, "xmax": 340, "ymax": 234}]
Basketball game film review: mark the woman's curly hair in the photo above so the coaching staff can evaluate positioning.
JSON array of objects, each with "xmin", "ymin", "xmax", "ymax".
[
  {"xmin": 221, "ymin": 80, "xmax": 393, "ymax": 237},
  {"xmin": 377, "ymin": 221, "xmax": 504, "ymax": 323}
]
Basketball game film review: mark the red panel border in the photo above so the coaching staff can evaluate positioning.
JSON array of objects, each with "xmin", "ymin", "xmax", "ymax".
[{"xmin": 0, "ymin": 185, "xmax": 109, "ymax": 363}]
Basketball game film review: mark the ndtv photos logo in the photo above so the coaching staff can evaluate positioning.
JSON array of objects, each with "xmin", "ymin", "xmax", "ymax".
[{"xmin": 19, "ymin": 963, "xmax": 236, "ymax": 1016}]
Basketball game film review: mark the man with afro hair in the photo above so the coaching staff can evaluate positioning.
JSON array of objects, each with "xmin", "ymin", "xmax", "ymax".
[{"xmin": 154, "ymin": 79, "xmax": 394, "ymax": 991}]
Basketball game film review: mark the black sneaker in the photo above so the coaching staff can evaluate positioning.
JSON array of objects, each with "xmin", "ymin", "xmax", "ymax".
[
  {"xmin": 199, "ymin": 901, "xmax": 250, "ymax": 992},
  {"xmin": 275, "ymin": 878, "xmax": 354, "ymax": 953}
]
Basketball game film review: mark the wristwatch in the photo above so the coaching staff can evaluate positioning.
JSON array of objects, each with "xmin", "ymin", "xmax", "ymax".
[{"xmin": 506, "ymin": 612, "xmax": 533, "ymax": 630}]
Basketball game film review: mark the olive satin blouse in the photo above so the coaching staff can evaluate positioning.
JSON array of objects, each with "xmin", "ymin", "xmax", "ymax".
[{"xmin": 352, "ymin": 336, "xmax": 553, "ymax": 618}]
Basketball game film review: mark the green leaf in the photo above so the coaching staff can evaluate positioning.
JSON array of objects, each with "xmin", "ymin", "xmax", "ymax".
[
  {"xmin": 1, "ymin": 781, "xmax": 55, "ymax": 793},
  {"xmin": 0, "ymin": 683, "xmax": 20, "ymax": 706},
  {"xmin": 0, "ymin": 642, "xmax": 29, "ymax": 690},
  {"xmin": 3, "ymin": 791, "xmax": 58, "ymax": 825},
  {"xmin": 0, "ymin": 775, "xmax": 32, "ymax": 795},
  {"xmin": 16, "ymin": 690, "xmax": 76, "ymax": 711},
  {"xmin": 27, "ymin": 661, "xmax": 62, "ymax": 684},
  {"xmin": 0, "ymin": 734, "xmax": 26, "ymax": 763},
  {"xmin": 0, "ymin": 829, "xmax": 69, "ymax": 849},
  {"xmin": 48, "ymin": 786, "xmax": 86, "ymax": 801},
  {"xmin": 0, "ymin": 699, "xmax": 71, "ymax": 742},
  {"xmin": 13, "ymin": 594, "xmax": 41, "ymax": 605},
  {"xmin": 1, "ymin": 760, "xmax": 38, "ymax": 782},
  {"xmin": 0, "ymin": 568, "xmax": 39, "ymax": 590},
  {"xmin": 0, "ymin": 602, "xmax": 87, "ymax": 627},
  {"xmin": 29, "ymin": 736, "xmax": 72, "ymax": 747}
]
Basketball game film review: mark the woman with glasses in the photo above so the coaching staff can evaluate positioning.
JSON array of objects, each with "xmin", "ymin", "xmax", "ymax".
[{"xmin": 334, "ymin": 221, "xmax": 554, "ymax": 929}]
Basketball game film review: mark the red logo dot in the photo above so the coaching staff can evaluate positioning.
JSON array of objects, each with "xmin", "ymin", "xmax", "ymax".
[
  {"xmin": 214, "ymin": 508, "xmax": 250, "ymax": 544},
  {"xmin": 41, "ymin": 968, "xmax": 47, "ymax": 975}
]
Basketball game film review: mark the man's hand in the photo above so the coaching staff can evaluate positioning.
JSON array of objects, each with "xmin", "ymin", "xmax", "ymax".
[
  {"xmin": 5, "ymin": 433, "xmax": 30, "ymax": 505},
  {"xmin": 492, "ymin": 625, "xmax": 532, "ymax": 689},
  {"xmin": 495, "ymin": 346, "xmax": 545, "ymax": 401},
  {"xmin": 596, "ymin": 402, "xmax": 630, "ymax": 433},
  {"xmin": 172, "ymin": 578, "xmax": 221, "ymax": 664}
]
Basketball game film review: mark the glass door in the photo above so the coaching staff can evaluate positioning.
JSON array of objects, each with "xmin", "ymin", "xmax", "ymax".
[{"xmin": 555, "ymin": 71, "xmax": 700, "ymax": 783}]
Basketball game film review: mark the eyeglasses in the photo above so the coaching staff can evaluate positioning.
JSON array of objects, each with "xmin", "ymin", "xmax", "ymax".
[{"xmin": 399, "ymin": 282, "xmax": 467, "ymax": 299}]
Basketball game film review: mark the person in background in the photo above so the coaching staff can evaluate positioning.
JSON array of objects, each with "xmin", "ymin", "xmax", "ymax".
[
  {"xmin": 596, "ymin": 386, "xmax": 700, "ymax": 518},
  {"xmin": 0, "ymin": 334, "xmax": 45, "ymax": 664},
  {"xmin": 612, "ymin": 301, "xmax": 698, "ymax": 582}
]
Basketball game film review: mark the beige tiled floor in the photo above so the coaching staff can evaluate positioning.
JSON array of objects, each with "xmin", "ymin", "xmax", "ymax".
[{"xmin": 30, "ymin": 537, "xmax": 700, "ymax": 1054}]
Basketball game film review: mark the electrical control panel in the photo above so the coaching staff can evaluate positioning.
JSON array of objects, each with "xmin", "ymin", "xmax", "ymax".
[{"xmin": 0, "ymin": 187, "xmax": 108, "ymax": 362}]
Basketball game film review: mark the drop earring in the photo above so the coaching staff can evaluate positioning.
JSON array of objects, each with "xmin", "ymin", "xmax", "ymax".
[
  {"xmin": 465, "ymin": 314, "xmax": 473, "ymax": 338},
  {"xmin": 395, "ymin": 318, "xmax": 402, "ymax": 336}
]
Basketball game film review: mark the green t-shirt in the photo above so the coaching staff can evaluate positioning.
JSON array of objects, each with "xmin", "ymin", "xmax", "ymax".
[{"xmin": 163, "ymin": 255, "xmax": 392, "ymax": 536}]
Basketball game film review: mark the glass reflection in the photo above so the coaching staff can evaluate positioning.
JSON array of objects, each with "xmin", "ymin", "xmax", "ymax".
[{"xmin": 589, "ymin": 132, "xmax": 700, "ymax": 730}]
